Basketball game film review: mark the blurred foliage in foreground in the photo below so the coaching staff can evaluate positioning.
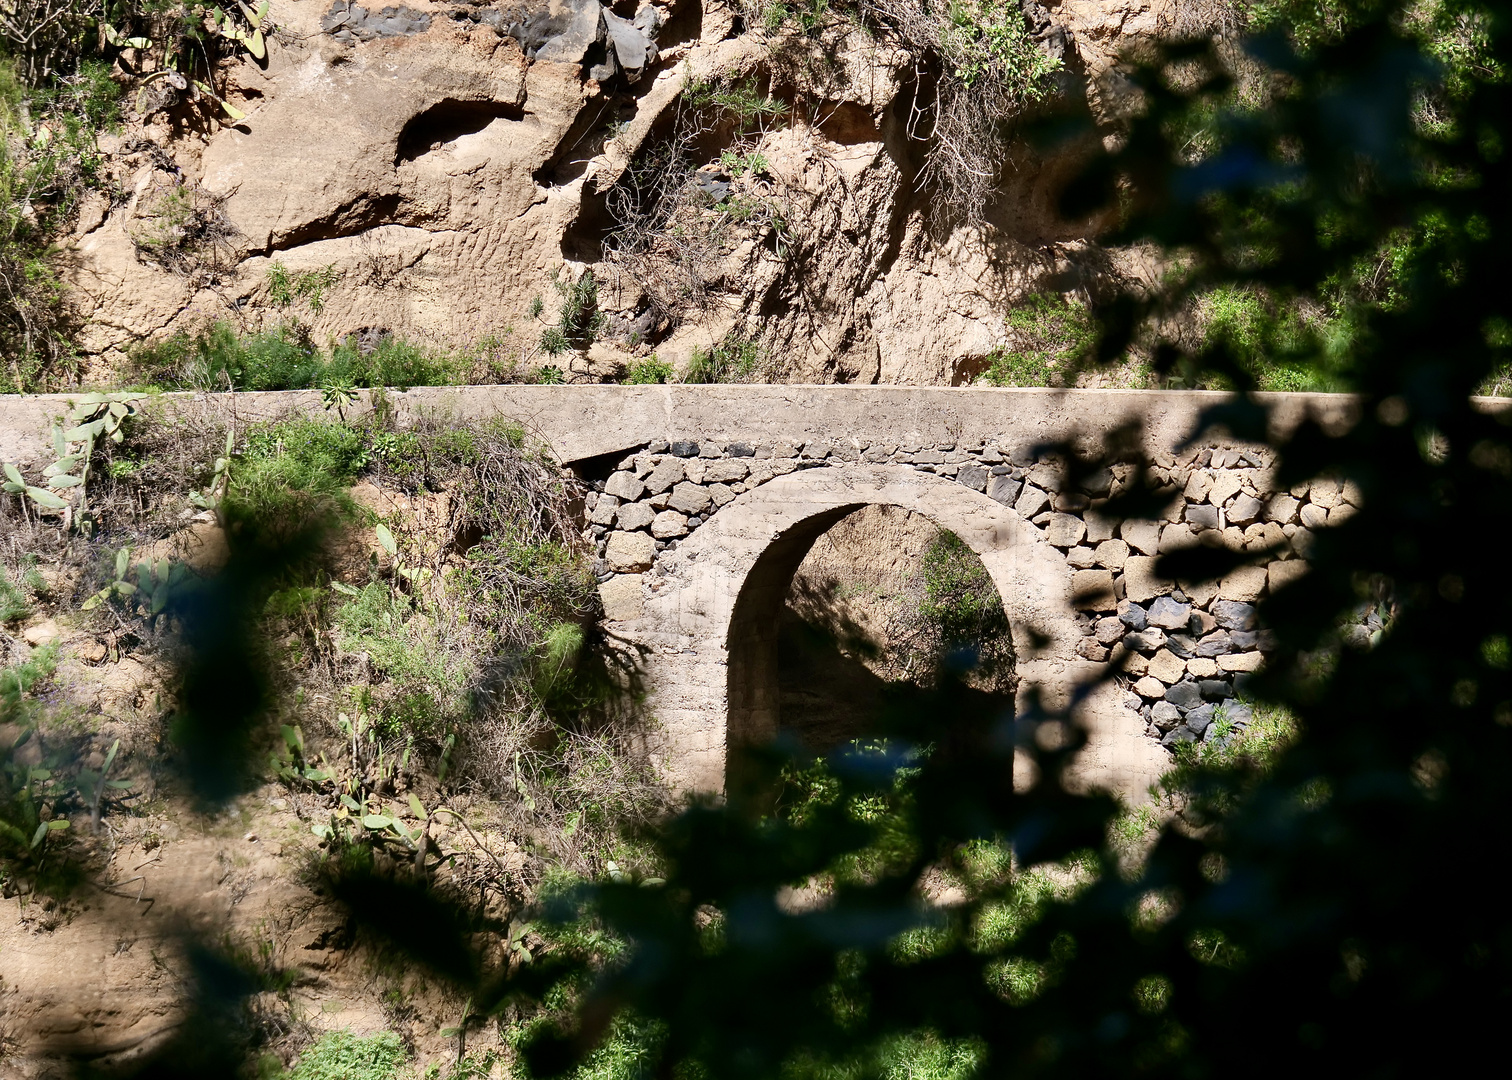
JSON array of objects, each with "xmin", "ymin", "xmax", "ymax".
[
  {"xmin": 503, "ymin": 2, "xmax": 1512, "ymax": 1078},
  {"xmin": 12, "ymin": 0, "xmax": 1512, "ymax": 1076}
]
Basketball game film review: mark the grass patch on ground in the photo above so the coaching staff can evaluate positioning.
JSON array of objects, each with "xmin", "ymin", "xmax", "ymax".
[
  {"xmin": 1194, "ymin": 286, "xmax": 1354, "ymax": 392},
  {"xmin": 127, "ymin": 322, "xmax": 456, "ymax": 391},
  {"xmin": 1153, "ymin": 701, "xmax": 1301, "ymax": 821},
  {"xmin": 331, "ymin": 582, "xmax": 472, "ymax": 741},
  {"xmin": 0, "ymin": 562, "xmax": 41, "ymax": 623},
  {"xmin": 1167, "ymin": 699, "xmax": 1297, "ymax": 777},
  {"xmin": 284, "ymin": 1031, "xmax": 406, "ymax": 1080},
  {"xmin": 124, "ymin": 321, "xmax": 568, "ymax": 391},
  {"xmin": 224, "ymin": 418, "xmax": 367, "ymax": 546},
  {"xmin": 973, "ymin": 287, "xmax": 1381, "ymax": 393},
  {"xmin": 977, "ymin": 294, "xmax": 1097, "ymax": 388},
  {"xmin": 683, "ymin": 335, "xmax": 763, "ymax": 383},
  {"xmin": 780, "ymin": 1031, "xmax": 983, "ymax": 1080},
  {"xmin": 1479, "ymin": 360, "xmax": 1511, "ymax": 397},
  {"xmin": 622, "ymin": 355, "xmax": 673, "ymax": 384}
]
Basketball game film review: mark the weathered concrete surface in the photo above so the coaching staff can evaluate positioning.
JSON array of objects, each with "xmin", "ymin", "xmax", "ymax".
[{"xmin": 0, "ymin": 385, "xmax": 1373, "ymax": 469}]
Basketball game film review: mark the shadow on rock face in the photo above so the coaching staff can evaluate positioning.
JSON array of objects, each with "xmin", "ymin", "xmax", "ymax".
[{"xmin": 396, "ymin": 98, "xmax": 528, "ymax": 163}]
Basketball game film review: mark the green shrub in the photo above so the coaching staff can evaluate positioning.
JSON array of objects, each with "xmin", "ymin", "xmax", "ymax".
[
  {"xmin": 684, "ymin": 75, "xmax": 785, "ymax": 128},
  {"xmin": 465, "ymin": 534, "xmax": 598, "ymax": 644},
  {"xmin": 558, "ymin": 270, "xmax": 606, "ymax": 343},
  {"xmin": 267, "ymin": 262, "xmax": 339, "ymax": 313},
  {"xmin": 287, "ymin": 1030, "xmax": 406, "ymax": 1080},
  {"xmin": 125, "ymin": 177, "xmax": 237, "ymax": 277},
  {"xmin": 623, "ymin": 355, "xmax": 673, "ymax": 384},
  {"xmin": 538, "ymin": 269, "xmax": 606, "ymax": 356},
  {"xmin": 1196, "ymin": 286, "xmax": 1352, "ymax": 392},
  {"xmin": 241, "ymin": 420, "xmax": 369, "ymax": 488},
  {"xmin": 753, "ymin": 0, "xmax": 831, "ymax": 35},
  {"xmin": 1, "ymin": 646, "xmax": 66, "ymax": 877},
  {"xmin": 718, "ymin": 149, "xmax": 769, "ymax": 177},
  {"xmin": 333, "ymin": 583, "xmax": 468, "ymax": 739},
  {"xmin": 128, "ymin": 321, "xmax": 322, "ymax": 391},
  {"xmin": 327, "ymin": 416, "xmax": 595, "ymax": 742},
  {"xmin": 1, "ymin": 57, "xmax": 122, "ymax": 390},
  {"xmin": 774, "ymin": 742, "xmax": 1085, "ymax": 1019},
  {"xmin": 683, "ymin": 335, "xmax": 761, "ymax": 383},
  {"xmin": 264, "ymin": 585, "xmax": 324, "ymax": 621},
  {"xmin": 568, "ymin": 1013, "xmax": 664, "ymax": 1080},
  {"xmin": 978, "ymin": 294, "xmax": 1096, "ymax": 387},
  {"xmin": 874, "ymin": 1032, "xmax": 982, "ymax": 1080},
  {"xmin": 0, "ymin": 566, "xmax": 32, "ymax": 623},
  {"xmin": 208, "ymin": 323, "xmax": 324, "ymax": 390},
  {"xmin": 325, "ymin": 333, "xmax": 457, "ymax": 389},
  {"xmin": 777, "ymin": 1031, "xmax": 986, "ymax": 1080},
  {"xmin": 228, "ymin": 323, "xmax": 323, "ymax": 390},
  {"xmin": 752, "ymin": 0, "xmax": 1059, "ymax": 230},
  {"xmin": 1242, "ymin": 0, "xmax": 1501, "ymax": 89},
  {"xmin": 917, "ymin": 532, "xmax": 1013, "ymax": 688},
  {"xmin": 368, "ymin": 422, "xmax": 517, "ymax": 490},
  {"xmin": 226, "ymin": 419, "xmax": 366, "ymax": 541},
  {"xmin": 0, "ymin": 644, "xmax": 55, "ymax": 726},
  {"xmin": 1480, "ymin": 361, "xmax": 1511, "ymax": 397},
  {"xmin": 774, "ymin": 740, "xmax": 924, "ymax": 883},
  {"xmin": 1165, "ymin": 700, "xmax": 1298, "ymax": 780},
  {"xmin": 939, "ymin": 0, "xmax": 1062, "ymax": 99},
  {"xmin": 128, "ymin": 321, "xmax": 460, "ymax": 391}
]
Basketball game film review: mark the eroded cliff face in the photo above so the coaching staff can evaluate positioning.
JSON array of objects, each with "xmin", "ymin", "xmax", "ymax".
[{"xmin": 64, "ymin": 0, "xmax": 1180, "ymax": 382}]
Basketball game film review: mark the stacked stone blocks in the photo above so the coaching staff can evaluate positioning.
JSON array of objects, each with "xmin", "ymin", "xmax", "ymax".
[{"xmin": 583, "ymin": 435, "xmax": 1363, "ymax": 754}]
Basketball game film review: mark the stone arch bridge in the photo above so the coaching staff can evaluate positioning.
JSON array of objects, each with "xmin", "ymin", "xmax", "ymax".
[{"xmin": 0, "ymin": 386, "xmax": 1364, "ymax": 802}]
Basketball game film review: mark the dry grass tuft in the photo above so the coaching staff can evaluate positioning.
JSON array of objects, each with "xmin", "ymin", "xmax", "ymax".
[
  {"xmin": 599, "ymin": 71, "xmax": 792, "ymax": 335},
  {"xmin": 4, "ymin": 404, "xmax": 669, "ymax": 905}
]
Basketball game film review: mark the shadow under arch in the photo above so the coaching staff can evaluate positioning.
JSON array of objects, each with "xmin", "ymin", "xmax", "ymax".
[{"xmin": 727, "ymin": 504, "xmax": 865, "ymax": 763}]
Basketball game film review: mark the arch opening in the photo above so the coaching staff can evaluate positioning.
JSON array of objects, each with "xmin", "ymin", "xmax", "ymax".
[{"xmin": 726, "ymin": 502, "xmax": 1019, "ymax": 796}]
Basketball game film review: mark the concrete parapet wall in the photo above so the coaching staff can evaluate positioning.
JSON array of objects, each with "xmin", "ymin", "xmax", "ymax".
[{"xmin": 0, "ymin": 385, "xmax": 1367, "ymax": 470}]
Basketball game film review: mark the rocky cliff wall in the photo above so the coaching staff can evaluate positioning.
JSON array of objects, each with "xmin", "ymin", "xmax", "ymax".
[{"xmin": 64, "ymin": 0, "xmax": 1184, "ymax": 383}]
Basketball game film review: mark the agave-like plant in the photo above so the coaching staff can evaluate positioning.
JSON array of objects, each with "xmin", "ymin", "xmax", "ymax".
[{"xmin": 107, "ymin": 1, "xmax": 273, "ymax": 121}]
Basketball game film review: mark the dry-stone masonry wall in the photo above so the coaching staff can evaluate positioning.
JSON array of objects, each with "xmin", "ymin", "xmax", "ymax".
[{"xmin": 584, "ymin": 432, "xmax": 1364, "ymax": 756}]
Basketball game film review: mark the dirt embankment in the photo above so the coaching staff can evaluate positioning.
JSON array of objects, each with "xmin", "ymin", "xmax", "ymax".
[{"xmin": 0, "ymin": 404, "xmax": 645, "ymax": 1077}]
